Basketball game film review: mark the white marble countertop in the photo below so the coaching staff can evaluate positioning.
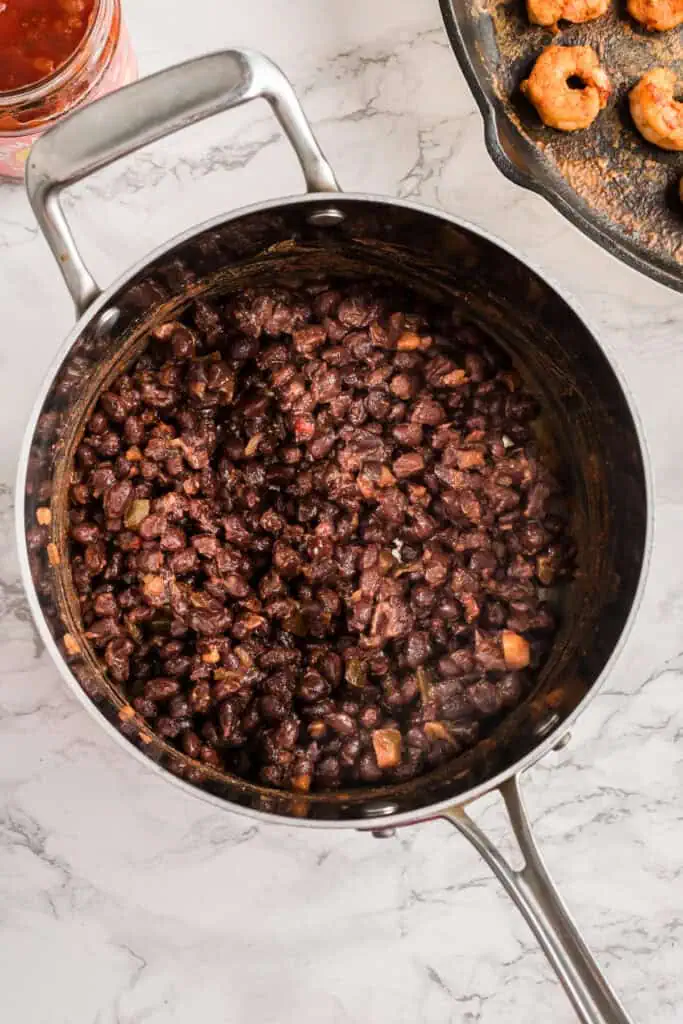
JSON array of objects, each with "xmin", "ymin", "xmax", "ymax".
[{"xmin": 1, "ymin": 1, "xmax": 682, "ymax": 1021}]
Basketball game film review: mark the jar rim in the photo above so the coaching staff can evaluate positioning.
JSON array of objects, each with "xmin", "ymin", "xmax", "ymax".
[{"xmin": 0, "ymin": 0, "xmax": 117, "ymax": 107}]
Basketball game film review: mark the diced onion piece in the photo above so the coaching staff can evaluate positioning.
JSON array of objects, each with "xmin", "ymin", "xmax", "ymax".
[
  {"xmin": 416, "ymin": 666, "xmax": 433, "ymax": 704},
  {"xmin": 372, "ymin": 728, "xmax": 402, "ymax": 768},
  {"xmin": 502, "ymin": 630, "xmax": 530, "ymax": 669},
  {"xmin": 424, "ymin": 721, "xmax": 456, "ymax": 744},
  {"xmin": 63, "ymin": 632, "xmax": 80, "ymax": 656},
  {"xmin": 396, "ymin": 331, "xmax": 422, "ymax": 351},
  {"xmin": 124, "ymin": 498, "xmax": 150, "ymax": 530},
  {"xmin": 291, "ymin": 773, "xmax": 312, "ymax": 793},
  {"xmin": 244, "ymin": 433, "xmax": 262, "ymax": 457},
  {"xmin": 346, "ymin": 658, "xmax": 367, "ymax": 688}
]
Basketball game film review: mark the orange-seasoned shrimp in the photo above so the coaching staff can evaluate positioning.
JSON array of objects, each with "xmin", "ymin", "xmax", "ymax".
[
  {"xmin": 521, "ymin": 46, "xmax": 611, "ymax": 131},
  {"xmin": 527, "ymin": 0, "xmax": 609, "ymax": 27},
  {"xmin": 627, "ymin": 0, "xmax": 683, "ymax": 30},
  {"xmin": 629, "ymin": 68, "xmax": 683, "ymax": 150}
]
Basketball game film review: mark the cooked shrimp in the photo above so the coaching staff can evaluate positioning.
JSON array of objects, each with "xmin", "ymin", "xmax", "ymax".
[
  {"xmin": 629, "ymin": 68, "xmax": 683, "ymax": 151},
  {"xmin": 521, "ymin": 46, "xmax": 611, "ymax": 131},
  {"xmin": 627, "ymin": 0, "xmax": 683, "ymax": 30},
  {"xmin": 527, "ymin": 0, "xmax": 609, "ymax": 27}
]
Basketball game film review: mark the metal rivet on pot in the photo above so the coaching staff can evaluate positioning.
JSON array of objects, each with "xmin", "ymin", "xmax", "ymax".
[
  {"xmin": 307, "ymin": 206, "xmax": 346, "ymax": 227},
  {"xmin": 359, "ymin": 801, "xmax": 398, "ymax": 838},
  {"xmin": 92, "ymin": 306, "xmax": 120, "ymax": 339},
  {"xmin": 360, "ymin": 800, "xmax": 399, "ymax": 818},
  {"xmin": 533, "ymin": 713, "xmax": 560, "ymax": 741},
  {"xmin": 553, "ymin": 731, "xmax": 571, "ymax": 751}
]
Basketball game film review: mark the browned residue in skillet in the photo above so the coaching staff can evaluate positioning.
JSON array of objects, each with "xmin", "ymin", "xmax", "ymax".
[{"xmin": 463, "ymin": 0, "xmax": 683, "ymax": 266}]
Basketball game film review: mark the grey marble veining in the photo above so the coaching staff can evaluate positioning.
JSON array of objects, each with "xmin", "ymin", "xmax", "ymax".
[{"xmin": 1, "ymin": 1, "xmax": 682, "ymax": 1021}]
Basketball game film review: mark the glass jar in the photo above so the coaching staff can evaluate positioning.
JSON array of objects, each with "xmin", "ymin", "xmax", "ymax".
[{"xmin": 0, "ymin": 0, "xmax": 137, "ymax": 180}]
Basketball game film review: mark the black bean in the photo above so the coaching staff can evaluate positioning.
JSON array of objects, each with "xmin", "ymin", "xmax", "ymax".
[{"xmin": 60, "ymin": 283, "xmax": 571, "ymax": 794}]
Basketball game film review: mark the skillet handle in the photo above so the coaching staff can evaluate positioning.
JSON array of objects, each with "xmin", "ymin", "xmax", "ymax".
[
  {"xmin": 442, "ymin": 774, "xmax": 634, "ymax": 1024},
  {"xmin": 26, "ymin": 49, "xmax": 341, "ymax": 317}
]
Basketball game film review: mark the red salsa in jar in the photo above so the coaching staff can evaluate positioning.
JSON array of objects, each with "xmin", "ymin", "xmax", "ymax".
[
  {"xmin": 0, "ymin": 0, "xmax": 137, "ymax": 179},
  {"xmin": 0, "ymin": 0, "xmax": 96, "ymax": 92}
]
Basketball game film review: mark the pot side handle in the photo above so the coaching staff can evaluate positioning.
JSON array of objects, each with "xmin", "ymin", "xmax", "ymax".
[
  {"xmin": 442, "ymin": 775, "xmax": 634, "ymax": 1024},
  {"xmin": 25, "ymin": 49, "xmax": 341, "ymax": 317}
]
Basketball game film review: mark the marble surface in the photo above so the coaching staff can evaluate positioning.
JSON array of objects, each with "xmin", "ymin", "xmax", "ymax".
[{"xmin": 1, "ymin": 1, "xmax": 682, "ymax": 1021}]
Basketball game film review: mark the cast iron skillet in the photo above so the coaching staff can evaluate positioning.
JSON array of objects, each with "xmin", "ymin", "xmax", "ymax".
[
  {"xmin": 17, "ymin": 50, "xmax": 651, "ymax": 1023},
  {"xmin": 440, "ymin": 0, "xmax": 683, "ymax": 292}
]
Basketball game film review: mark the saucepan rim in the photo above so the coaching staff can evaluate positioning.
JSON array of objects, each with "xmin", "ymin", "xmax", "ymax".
[{"xmin": 15, "ymin": 189, "xmax": 654, "ymax": 830}]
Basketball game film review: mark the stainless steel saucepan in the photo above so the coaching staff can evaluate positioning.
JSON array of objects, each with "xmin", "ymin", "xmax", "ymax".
[{"xmin": 16, "ymin": 49, "xmax": 651, "ymax": 1024}]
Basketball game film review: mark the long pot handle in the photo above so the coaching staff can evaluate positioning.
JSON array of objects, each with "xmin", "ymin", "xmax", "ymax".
[
  {"xmin": 442, "ymin": 775, "xmax": 634, "ymax": 1024},
  {"xmin": 25, "ymin": 49, "xmax": 341, "ymax": 317}
]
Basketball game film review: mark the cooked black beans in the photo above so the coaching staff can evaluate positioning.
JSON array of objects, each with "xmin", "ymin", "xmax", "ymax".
[{"xmin": 65, "ymin": 282, "xmax": 573, "ymax": 792}]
